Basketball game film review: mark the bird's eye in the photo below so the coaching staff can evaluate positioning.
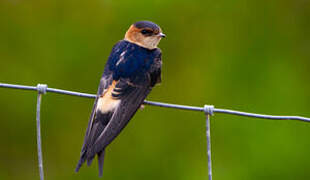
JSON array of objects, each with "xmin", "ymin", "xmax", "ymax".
[{"xmin": 141, "ymin": 29, "xmax": 153, "ymax": 35}]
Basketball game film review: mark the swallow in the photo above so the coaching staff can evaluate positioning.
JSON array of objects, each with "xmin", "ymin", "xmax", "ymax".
[{"xmin": 75, "ymin": 21, "xmax": 165, "ymax": 176}]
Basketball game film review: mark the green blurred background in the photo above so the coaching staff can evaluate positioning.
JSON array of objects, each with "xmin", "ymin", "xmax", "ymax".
[{"xmin": 1, "ymin": 0, "xmax": 310, "ymax": 179}]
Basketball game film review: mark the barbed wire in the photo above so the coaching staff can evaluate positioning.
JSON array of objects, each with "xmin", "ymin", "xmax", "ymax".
[{"xmin": 1, "ymin": 82, "xmax": 310, "ymax": 180}]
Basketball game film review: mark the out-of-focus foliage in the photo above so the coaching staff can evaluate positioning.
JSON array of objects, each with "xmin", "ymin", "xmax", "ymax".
[{"xmin": 0, "ymin": 0, "xmax": 309, "ymax": 179}]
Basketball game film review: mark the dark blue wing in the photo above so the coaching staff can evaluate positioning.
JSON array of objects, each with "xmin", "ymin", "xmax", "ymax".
[{"xmin": 76, "ymin": 40, "xmax": 162, "ymax": 176}]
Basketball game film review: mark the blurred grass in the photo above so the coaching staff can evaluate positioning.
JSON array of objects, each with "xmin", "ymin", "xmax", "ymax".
[{"xmin": 0, "ymin": 0, "xmax": 310, "ymax": 179}]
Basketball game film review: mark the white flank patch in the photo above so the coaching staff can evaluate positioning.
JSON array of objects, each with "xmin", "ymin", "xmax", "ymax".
[{"xmin": 96, "ymin": 96, "xmax": 121, "ymax": 113}]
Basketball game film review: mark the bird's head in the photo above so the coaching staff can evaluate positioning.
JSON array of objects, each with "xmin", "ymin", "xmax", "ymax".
[{"xmin": 124, "ymin": 21, "xmax": 165, "ymax": 50}]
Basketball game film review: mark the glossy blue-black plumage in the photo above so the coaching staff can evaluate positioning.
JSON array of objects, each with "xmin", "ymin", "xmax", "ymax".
[
  {"xmin": 106, "ymin": 40, "xmax": 161, "ymax": 83},
  {"xmin": 76, "ymin": 39, "xmax": 162, "ymax": 176}
]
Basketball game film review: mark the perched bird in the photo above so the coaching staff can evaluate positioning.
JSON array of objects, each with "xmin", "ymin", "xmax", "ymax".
[{"xmin": 75, "ymin": 21, "xmax": 165, "ymax": 176}]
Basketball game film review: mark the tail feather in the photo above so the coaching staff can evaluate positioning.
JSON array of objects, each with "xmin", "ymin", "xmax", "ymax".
[
  {"xmin": 75, "ymin": 151, "xmax": 97, "ymax": 173},
  {"xmin": 98, "ymin": 150, "xmax": 105, "ymax": 177},
  {"xmin": 76, "ymin": 111, "xmax": 112, "ymax": 175},
  {"xmin": 87, "ymin": 156, "xmax": 95, "ymax": 166},
  {"xmin": 75, "ymin": 153, "xmax": 86, "ymax": 173}
]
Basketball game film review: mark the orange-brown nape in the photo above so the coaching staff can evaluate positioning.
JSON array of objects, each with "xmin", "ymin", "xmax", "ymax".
[{"xmin": 125, "ymin": 21, "xmax": 165, "ymax": 50}]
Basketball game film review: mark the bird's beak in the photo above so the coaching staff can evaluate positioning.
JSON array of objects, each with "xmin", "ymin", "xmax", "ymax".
[{"xmin": 158, "ymin": 33, "xmax": 166, "ymax": 38}]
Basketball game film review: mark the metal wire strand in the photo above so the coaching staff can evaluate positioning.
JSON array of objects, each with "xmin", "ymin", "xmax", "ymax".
[
  {"xmin": 1, "ymin": 82, "xmax": 310, "ymax": 180},
  {"xmin": 36, "ymin": 85, "xmax": 46, "ymax": 180},
  {"xmin": 205, "ymin": 114, "xmax": 212, "ymax": 180},
  {"xmin": 1, "ymin": 82, "xmax": 310, "ymax": 122}
]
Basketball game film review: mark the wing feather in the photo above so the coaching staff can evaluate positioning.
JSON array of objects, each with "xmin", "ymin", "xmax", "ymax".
[
  {"xmin": 86, "ymin": 80, "xmax": 151, "ymax": 158},
  {"xmin": 76, "ymin": 76, "xmax": 112, "ymax": 172},
  {"xmin": 76, "ymin": 40, "xmax": 162, "ymax": 175}
]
